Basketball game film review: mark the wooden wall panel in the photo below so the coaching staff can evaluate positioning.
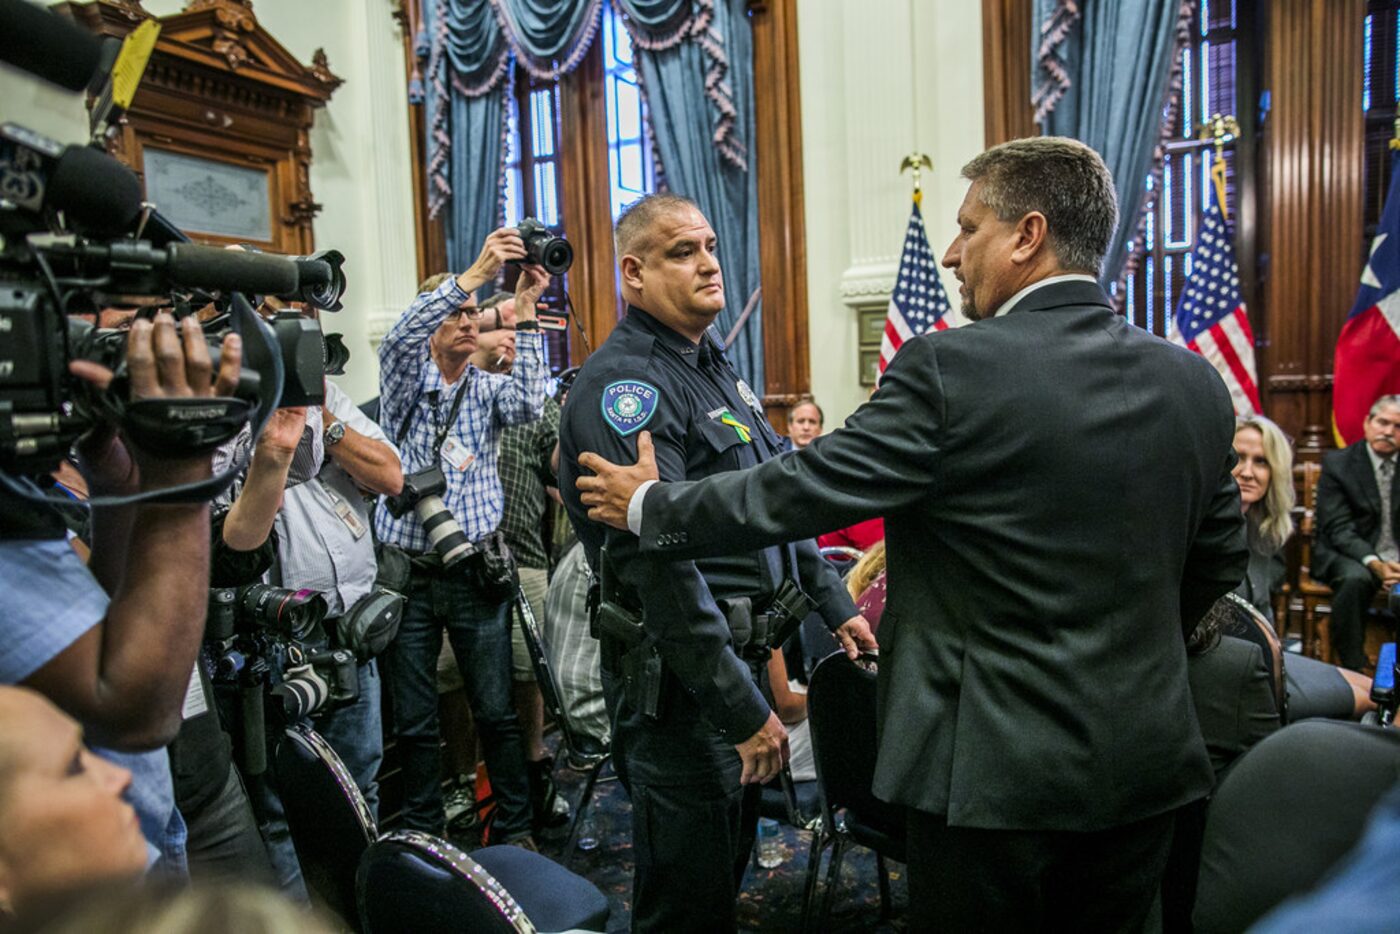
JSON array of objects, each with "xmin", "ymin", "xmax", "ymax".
[
  {"xmin": 1262, "ymin": 0, "xmax": 1365, "ymax": 452},
  {"xmin": 559, "ymin": 44, "xmax": 623, "ymax": 366},
  {"xmin": 750, "ymin": 0, "xmax": 812, "ymax": 430},
  {"xmin": 982, "ymin": 0, "xmax": 1037, "ymax": 146}
]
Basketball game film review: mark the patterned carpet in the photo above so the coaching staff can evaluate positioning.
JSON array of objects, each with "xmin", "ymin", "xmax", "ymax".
[{"xmin": 454, "ymin": 750, "xmax": 909, "ymax": 933}]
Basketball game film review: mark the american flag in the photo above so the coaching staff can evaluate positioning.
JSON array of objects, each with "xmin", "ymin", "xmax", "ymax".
[
  {"xmin": 1171, "ymin": 195, "xmax": 1261, "ymax": 415},
  {"xmin": 880, "ymin": 202, "xmax": 952, "ymax": 375}
]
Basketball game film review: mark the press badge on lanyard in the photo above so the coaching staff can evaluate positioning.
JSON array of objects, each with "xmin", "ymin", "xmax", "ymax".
[
  {"xmin": 321, "ymin": 478, "xmax": 369, "ymax": 539},
  {"xmin": 441, "ymin": 436, "xmax": 476, "ymax": 473}
]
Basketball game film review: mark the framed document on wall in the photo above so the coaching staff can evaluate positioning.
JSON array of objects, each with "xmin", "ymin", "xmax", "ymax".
[{"xmin": 141, "ymin": 147, "xmax": 274, "ymax": 243}]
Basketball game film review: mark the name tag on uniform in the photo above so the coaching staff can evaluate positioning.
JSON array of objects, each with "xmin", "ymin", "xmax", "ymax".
[{"xmin": 441, "ymin": 437, "xmax": 476, "ymax": 472}]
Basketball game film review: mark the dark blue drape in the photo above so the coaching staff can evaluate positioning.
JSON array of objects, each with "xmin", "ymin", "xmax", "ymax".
[
  {"xmin": 618, "ymin": 0, "xmax": 764, "ymax": 391},
  {"xmin": 1033, "ymin": 0, "xmax": 1192, "ymax": 289}
]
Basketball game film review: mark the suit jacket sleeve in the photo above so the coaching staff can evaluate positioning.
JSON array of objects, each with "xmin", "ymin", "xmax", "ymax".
[
  {"xmin": 583, "ymin": 388, "xmax": 770, "ymax": 742},
  {"xmin": 1179, "ymin": 445, "xmax": 1250, "ymax": 633},
  {"xmin": 640, "ymin": 336, "xmax": 946, "ymax": 559},
  {"xmin": 1316, "ymin": 451, "xmax": 1377, "ymax": 566},
  {"xmin": 793, "ymin": 538, "xmax": 859, "ymax": 630}
]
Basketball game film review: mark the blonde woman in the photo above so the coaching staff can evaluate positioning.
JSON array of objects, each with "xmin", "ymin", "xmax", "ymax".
[{"xmin": 1230, "ymin": 416, "xmax": 1373, "ymax": 719}]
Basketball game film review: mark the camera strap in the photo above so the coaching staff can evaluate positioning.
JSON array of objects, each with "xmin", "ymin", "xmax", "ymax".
[{"xmin": 396, "ymin": 378, "xmax": 469, "ymax": 462}]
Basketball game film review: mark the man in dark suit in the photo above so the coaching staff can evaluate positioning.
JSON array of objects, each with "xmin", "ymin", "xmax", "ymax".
[
  {"xmin": 576, "ymin": 137, "xmax": 1248, "ymax": 931},
  {"xmin": 1312, "ymin": 395, "xmax": 1400, "ymax": 670}
]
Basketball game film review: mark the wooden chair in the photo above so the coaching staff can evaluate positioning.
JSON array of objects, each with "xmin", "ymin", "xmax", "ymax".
[{"xmin": 1290, "ymin": 462, "xmax": 1334, "ymax": 660}]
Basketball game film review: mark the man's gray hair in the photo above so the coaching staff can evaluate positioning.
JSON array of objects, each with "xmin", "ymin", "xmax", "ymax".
[
  {"xmin": 960, "ymin": 137, "xmax": 1118, "ymax": 276},
  {"xmin": 1370, "ymin": 395, "xmax": 1400, "ymax": 418}
]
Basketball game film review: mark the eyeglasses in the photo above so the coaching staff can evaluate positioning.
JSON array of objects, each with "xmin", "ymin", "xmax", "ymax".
[{"xmin": 449, "ymin": 305, "xmax": 486, "ymax": 321}]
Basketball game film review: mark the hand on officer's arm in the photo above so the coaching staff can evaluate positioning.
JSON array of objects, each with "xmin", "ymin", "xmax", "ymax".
[
  {"xmin": 577, "ymin": 430, "xmax": 660, "ymax": 532},
  {"xmin": 735, "ymin": 710, "xmax": 789, "ymax": 785}
]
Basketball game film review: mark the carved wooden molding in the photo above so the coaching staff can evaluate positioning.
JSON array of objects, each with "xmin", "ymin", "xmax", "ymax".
[{"xmin": 61, "ymin": 0, "xmax": 341, "ymax": 254}]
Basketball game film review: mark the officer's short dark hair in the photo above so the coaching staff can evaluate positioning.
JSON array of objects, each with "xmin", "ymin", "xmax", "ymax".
[{"xmin": 615, "ymin": 193, "xmax": 703, "ymax": 259}]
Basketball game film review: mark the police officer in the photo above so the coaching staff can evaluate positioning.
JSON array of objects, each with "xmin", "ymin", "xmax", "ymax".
[{"xmin": 558, "ymin": 193, "xmax": 876, "ymax": 932}]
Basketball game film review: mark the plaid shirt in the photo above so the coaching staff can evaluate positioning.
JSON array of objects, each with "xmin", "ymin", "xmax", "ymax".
[
  {"xmin": 375, "ymin": 277, "xmax": 545, "ymax": 551},
  {"xmin": 498, "ymin": 395, "xmax": 560, "ymax": 570}
]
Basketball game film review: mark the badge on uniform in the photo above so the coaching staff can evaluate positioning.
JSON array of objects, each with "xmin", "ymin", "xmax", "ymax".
[
  {"xmin": 601, "ymin": 380, "xmax": 660, "ymax": 437},
  {"xmin": 736, "ymin": 379, "xmax": 762, "ymax": 413}
]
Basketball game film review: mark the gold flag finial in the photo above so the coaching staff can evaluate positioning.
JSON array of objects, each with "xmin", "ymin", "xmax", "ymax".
[
  {"xmin": 1198, "ymin": 113, "xmax": 1240, "ymax": 221},
  {"xmin": 900, "ymin": 153, "xmax": 933, "ymax": 208}
]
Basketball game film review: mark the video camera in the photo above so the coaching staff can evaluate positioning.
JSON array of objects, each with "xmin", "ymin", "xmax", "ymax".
[{"xmin": 0, "ymin": 2, "xmax": 351, "ymax": 486}]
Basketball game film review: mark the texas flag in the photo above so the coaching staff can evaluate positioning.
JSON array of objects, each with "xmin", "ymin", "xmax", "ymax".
[{"xmin": 1336, "ymin": 162, "xmax": 1400, "ymax": 445}]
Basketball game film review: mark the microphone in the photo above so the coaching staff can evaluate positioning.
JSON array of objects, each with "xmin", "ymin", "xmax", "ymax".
[
  {"xmin": 165, "ymin": 243, "xmax": 301, "ymax": 295},
  {"xmin": 40, "ymin": 240, "xmax": 301, "ymax": 296},
  {"xmin": 1, "ymin": 124, "xmax": 143, "ymax": 236},
  {"xmin": 0, "ymin": 0, "xmax": 108, "ymax": 92}
]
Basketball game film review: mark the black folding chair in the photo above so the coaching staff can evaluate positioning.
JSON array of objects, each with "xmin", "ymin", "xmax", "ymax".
[
  {"xmin": 275, "ymin": 723, "xmax": 378, "ymax": 923},
  {"xmin": 357, "ymin": 830, "xmax": 610, "ymax": 933},
  {"xmin": 804, "ymin": 652, "xmax": 905, "ymax": 930},
  {"xmin": 513, "ymin": 583, "xmax": 613, "ymax": 867}
]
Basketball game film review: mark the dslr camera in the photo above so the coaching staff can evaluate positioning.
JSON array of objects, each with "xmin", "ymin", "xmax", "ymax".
[
  {"xmin": 383, "ymin": 465, "xmax": 473, "ymax": 568},
  {"xmin": 514, "ymin": 217, "xmax": 573, "ymax": 276},
  {"xmin": 206, "ymin": 583, "xmax": 359, "ymax": 723}
]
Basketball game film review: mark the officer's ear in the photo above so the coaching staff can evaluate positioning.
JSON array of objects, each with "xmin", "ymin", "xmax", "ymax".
[{"xmin": 619, "ymin": 253, "xmax": 645, "ymax": 293}]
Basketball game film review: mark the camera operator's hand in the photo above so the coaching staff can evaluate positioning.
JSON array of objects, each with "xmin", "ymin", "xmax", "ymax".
[
  {"xmin": 68, "ymin": 315, "xmax": 242, "ymax": 492},
  {"xmin": 514, "ymin": 264, "xmax": 549, "ymax": 322},
  {"xmin": 255, "ymin": 406, "xmax": 309, "ymax": 460},
  {"xmin": 458, "ymin": 227, "xmax": 527, "ymax": 294}
]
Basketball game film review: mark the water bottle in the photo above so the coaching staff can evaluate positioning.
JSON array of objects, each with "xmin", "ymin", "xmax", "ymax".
[
  {"xmin": 756, "ymin": 817, "xmax": 783, "ymax": 868},
  {"xmin": 576, "ymin": 811, "xmax": 600, "ymax": 851}
]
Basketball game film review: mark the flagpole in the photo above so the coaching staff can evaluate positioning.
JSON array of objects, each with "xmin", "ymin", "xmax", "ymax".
[
  {"xmin": 1199, "ymin": 113, "xmax": 1240, "ymax": 221},
  {"xmin": 900, "ymin": 152, "xmax": 932, "ymax": 208}
]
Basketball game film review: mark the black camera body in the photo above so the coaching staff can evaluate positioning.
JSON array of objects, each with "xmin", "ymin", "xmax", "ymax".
[
  {"xmin": 384, "ymin": 465, "xmax": 474, "ymax": 568},
  {"xmin": 515, "ymin": 217, "xmax": 573, "ymax": 275},
  {"xmin": 206, "ymin": 583, "xmax": 358, "ymax": 723}
]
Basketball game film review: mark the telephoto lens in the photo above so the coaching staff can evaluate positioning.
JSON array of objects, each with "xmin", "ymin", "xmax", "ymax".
[
  {"xmin": 415, "ymin": 494, "xmax": 474, "ymax": 568},
  {"xmin": 272, "ymin": 663, "xmax": 330, "ymax": 721}
]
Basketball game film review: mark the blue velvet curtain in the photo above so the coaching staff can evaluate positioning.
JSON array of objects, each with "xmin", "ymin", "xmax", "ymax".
[
  {"xmin": 423, "ymin": 0, "xmax": 605, "ymax": 271},
  {"xmin": 618, "ymin": 0, "xmax": 764, "ymax": 391},
  {"xmin": 1033, "ymin": 0, "xmax": 1192, "ymax": 290}
]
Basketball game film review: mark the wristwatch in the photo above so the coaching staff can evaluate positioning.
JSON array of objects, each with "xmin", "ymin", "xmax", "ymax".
[
  {"xmin": 515, "ymin": 319, "xmax": 541, "ymax": 331},
  {"xmin": 323, "ymin": 420, "xmax": 346, "ymax": 446}
]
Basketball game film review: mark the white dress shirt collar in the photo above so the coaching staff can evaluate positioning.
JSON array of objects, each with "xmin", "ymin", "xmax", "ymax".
[{"xmin": 993, "ymin": 273, "xmax": 1100, "ymax": 318}]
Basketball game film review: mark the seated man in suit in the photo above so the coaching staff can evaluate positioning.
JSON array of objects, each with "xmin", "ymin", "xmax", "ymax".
[{"xmin": 1313, "ymin": 394, "xmax": 1400, "ymax": 670}]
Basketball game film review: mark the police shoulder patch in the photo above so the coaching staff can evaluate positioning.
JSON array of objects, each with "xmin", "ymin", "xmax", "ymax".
[{"xmin": 601, "ymin": 380, "xmax": 661, "ymax": 437}]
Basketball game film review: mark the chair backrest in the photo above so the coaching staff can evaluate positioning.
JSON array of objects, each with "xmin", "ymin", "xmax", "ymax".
[
  {"xmin": 1217, "ymin": 592, "xmax": 1288, "ymax": 723},
  {"xmin": 806, "ymin": 653, "xmax": 904, "ymax": 836},
  {"xmin": 1295, "ymin": 461, "xmax": 1323, "ymax": 579},
  {"xmin": 514, "ymin": 583, "xmax": 607, "ymax": 770},
  {"xmin": 274, "ymin": 723, "xmax": 378, "ymax": 924},
  {"xmin": 357, "ymin": 831, "xmax": 536, "ymax": 934}
]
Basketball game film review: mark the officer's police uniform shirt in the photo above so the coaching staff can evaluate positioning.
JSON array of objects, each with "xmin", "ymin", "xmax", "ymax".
[{"xmin": 558, "ymin": 307, "xmax": 857, "ymax": 772}]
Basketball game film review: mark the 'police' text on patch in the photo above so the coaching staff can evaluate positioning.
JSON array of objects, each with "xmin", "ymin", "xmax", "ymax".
[{"xmin": 601, "ymin": 380, "xmax": 660, "ymax": 437}]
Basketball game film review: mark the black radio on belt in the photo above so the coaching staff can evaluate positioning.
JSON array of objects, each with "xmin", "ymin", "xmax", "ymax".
[{"xmin": 757, "ymin": 578, "xmax": 816, "ymax": 654}]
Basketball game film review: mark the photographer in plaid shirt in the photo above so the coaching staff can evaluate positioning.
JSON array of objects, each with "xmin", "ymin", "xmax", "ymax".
[{"xmin": 375, "ymin": 227, "xmax": 551, "ymax": 844}]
